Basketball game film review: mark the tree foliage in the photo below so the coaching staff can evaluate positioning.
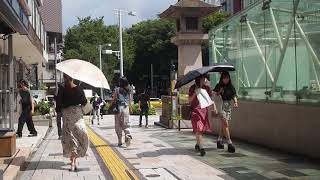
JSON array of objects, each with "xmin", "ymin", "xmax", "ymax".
[
  {"xmin": 64, "ymin": 17, "xmax": 134, "ymax": 86},
  {"xmin": 63, "ymin": 13, "xmax": 228, "ymax": 93},
  {"xmin": 202, "ymin": 12, "xmax": 229, "ymax": 33},
  {"xmin": 126, "ymin": 19, "xmax": 177, "ymax": 90}
]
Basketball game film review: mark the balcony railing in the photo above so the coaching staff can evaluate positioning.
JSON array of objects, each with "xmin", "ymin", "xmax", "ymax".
[
  {"xmin": 6, "ymin": 0, "xmax": 46, "ymax": 56},
  {"xmin": 6, "ymin": 0, "xmax": 29, "ymax": 30}
]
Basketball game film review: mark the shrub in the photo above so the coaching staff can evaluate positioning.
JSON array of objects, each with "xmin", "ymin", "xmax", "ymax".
[
  {"xmin": 34, "ymin": 101, "xmax": 52, "ymax": 115},
  {"xmin": 131, "ymin": 104, "xmax": 156, "ymax": 115},
  {"xmin": 103, "ymin": 103, "xmax": 156, "ymax": 115},
  {"xmin": 148, "ymin": 107, "xmax": 157, "ymax": 115}
]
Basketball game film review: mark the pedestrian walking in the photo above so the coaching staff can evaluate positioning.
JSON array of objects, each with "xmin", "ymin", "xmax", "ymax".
[
  {"xmin": 16, "ymin": 80, "xmax": 38, "ymax": 138},
  {"xmin": 189, "ymin": 75, "xmax": 216, "ymax": 156},
  {"xmin": 138, "ymin": 89, "xmax": 150, "ymax": 128},
  {"xmin": 99, "ymin": 97, "xmax": 106, "ymax": 120},
  {"xmin": 59, "ymin": 74, "xmax": 89, "ymax": 171},
  {"xmin": 214, "ymin": 71, "xmax": 238, "ymax": 153},
  {"xmin": 98, "ymin": 96, "xmax": 104, "ymax": 120},
  {"xmin": 55, "ymin": 83, "xmax": 64, "ymax": 139},
  {"xmin": 112, "ymin": 77, "xmax": 133, "ymax": 147},
  {"xmin": 91, "ymin": 94, "xmax": 101, "ymax": 125}
]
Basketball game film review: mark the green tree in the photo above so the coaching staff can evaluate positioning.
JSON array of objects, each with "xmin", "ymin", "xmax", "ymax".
[
  {"xmin": 202, "ymin": 12, "xmax": 229, "ymax": 33},
  {"xmin": 126, "ymin": 19, "xmax": 177, "ymax": 92},
  {"xmin": 64, "ymin": 17, "xmax": 135, "ymax": 86}
]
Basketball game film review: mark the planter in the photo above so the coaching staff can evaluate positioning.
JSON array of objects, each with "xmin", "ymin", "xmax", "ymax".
[{"xmin": 0, "ymin": 131, "xmax": 16, "ymax": 157}]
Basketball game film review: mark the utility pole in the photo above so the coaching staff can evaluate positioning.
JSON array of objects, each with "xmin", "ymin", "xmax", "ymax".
[
  {"xmin": 54, "ymin": 37, "xmax": 58, "ymax": 95},
  {"xmin": 151, "ymin": 64, "xmax": 154, "ymax": 96},
  {"xmin": 8, "ymin": 35, "xmax": 14, "ymax": 131},
  {"xmin": 118, "ymin": 9, "xmax": 124, "ymax": 77},
  {"xmin": 115, "ymin": 9, "xmax": 136, "ymax": 77},
  {"xmin": 99, "ymin": 45, "xmax": 103, "ymax": 99}
]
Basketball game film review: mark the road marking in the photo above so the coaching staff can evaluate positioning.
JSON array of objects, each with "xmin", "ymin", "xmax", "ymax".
[{"xmin": 87, "ymin": 126, "xmax": 139, "ymax": 180}]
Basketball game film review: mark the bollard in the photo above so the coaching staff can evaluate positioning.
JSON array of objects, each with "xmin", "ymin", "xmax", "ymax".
[{"xmin": 49, "ymin": 115, "xmax": 53, "ymax": 127}]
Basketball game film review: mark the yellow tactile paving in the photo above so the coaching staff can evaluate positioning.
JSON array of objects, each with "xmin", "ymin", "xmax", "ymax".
[{"xmin": 87, "ymin": 126, "xmax": 139, "ymax": 180}]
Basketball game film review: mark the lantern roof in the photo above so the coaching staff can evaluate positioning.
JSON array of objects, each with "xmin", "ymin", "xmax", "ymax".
[{"xmin": 160, "ymin": 0, "xmax": 220, "ymax": 19}]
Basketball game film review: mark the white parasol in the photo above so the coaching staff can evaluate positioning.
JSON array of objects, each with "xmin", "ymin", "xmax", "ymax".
[{"xmin": 56, "ymin": 59, "xmax": 110, "ymax": 89}]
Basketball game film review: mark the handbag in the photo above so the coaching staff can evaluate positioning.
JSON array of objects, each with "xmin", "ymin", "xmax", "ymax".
[
  {"xmin": 108, "ymin": 88, "xmax": 119, "ymax": 114},
  {"xmin": 81, "ymin": 101, "xmax": 93, "ymax": 115}
]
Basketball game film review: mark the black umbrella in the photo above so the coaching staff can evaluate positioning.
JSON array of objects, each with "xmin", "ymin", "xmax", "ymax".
[
  {"xmin": 174, "ymin": 63, "xmax": 235, "ymax": 89},
  {"xmin": 209, "ymin": 63, "xmax": 235, "ymax": 73}
]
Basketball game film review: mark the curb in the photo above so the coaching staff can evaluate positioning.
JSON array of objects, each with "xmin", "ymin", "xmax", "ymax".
[
  {"xmin": 3, "ymin": 149, "xmax": 31, "ymax": 180},
  {"xmin": 154, "ymin": 121, "xmax": 169, "ymax": 129},
  {"xmin": 2, "ymin": 126, "xmax": 52, "ymax": 180}
]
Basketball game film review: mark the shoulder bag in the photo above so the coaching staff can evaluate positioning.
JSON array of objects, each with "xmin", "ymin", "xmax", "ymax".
[{"xmin": 108, "ymin": 88, "xmax": 119, "ymax": 114}]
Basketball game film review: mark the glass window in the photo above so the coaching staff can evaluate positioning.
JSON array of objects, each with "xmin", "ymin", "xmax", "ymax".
[
  {"xmin": 185, "ymin": 17, "xmax": 198, "ymax": 30},
  {"xmin": 209, "ymin": 0, "xmax": 320, "ymax": 106},
  {"xmin": 295, "ymin": 0, "xmax": 320, "ymax": 105}
]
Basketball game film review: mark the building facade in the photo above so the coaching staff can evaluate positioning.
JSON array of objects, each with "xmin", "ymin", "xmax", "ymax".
[
  {"xmin": 39, "ymin": 0, "xmax": 63, "ymax": 95},
  {"xmin": 218, "ymin": 0, "xmax": 259, "ymax": 15},
  {"xmin": 0, "ymin": 0, "xmax": 47, "ymax": 130},
  {"xmin": 208, "ymin": 0, "xmax": 320, "ymax": 158}
]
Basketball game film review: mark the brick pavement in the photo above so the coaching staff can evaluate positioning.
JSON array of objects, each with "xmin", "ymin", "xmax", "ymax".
[
  {"xmin": 91, "ymin": 115, "xmax": 320, "ymax": 180},
  {"xmin": 17, "ymin": 126, "xmax": 106, "ymax": 180},
  {"xmin": 1, "ymin": 123, "xmax": 49, "ymax": 180},
  {"xmin": 16, "ymin": 114, "xmax": 320, "ymax": 180}
]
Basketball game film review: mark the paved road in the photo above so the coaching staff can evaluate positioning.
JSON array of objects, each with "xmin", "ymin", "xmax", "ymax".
[{"xmin": 17, "ymin": 115, "xmax": 320, "ymax": 180}]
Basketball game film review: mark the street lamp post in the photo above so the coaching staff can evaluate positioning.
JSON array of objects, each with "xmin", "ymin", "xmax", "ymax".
[
  {"xmin": 54, "ymin": 37, "xmax": 58, "ymax": 96},
  {"xmin": 99, "ymin": 45, "xmax": 102, "ymax": 98},
  {"xmin": 115, "ymin": 9, "xmax": 136, "ymax": 77},
  {"xmin": 98, "ymin": 44, "xmax": 111, "ymax": 99}
]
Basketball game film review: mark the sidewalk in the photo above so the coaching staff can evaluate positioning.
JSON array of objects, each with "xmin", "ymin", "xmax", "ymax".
[
  {"xmin": 90, "ymin": 115, "xmax": 320, "ymax": 180},
  {"xmin": 91, "ymin": 115, "xmax": 225, "ymax": 180},
  {"xmin": 1, "ymin": 120, "xmax": 49, "ymax": 180},
  {"xmin": 17, "ymin": 125, "xmax": 107, "ymax": 180}
]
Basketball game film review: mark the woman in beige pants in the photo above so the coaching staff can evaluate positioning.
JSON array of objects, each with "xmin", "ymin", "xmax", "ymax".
[{"xmin": 112, "ymin": 77, "xmax": 133, "ymax": 147}]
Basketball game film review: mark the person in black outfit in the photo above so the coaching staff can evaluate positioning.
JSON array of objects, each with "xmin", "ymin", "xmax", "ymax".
[
  {"xmin": 213, "ymin": 71, "xmax": 238, "ymax": 153},
  {"xmin": 16, "ymin": 80, "xmax": 37, "ymax": 137},
  {"xmin": 55, "ymin": 83, "xmax": 64, "ymax": 139},
  {"xmin": 138, "ymin": 90, "xmax": 150, "ymax": 128}
]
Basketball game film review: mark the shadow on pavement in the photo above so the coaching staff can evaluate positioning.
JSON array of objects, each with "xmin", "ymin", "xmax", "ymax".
[{"xmin": 135, "ymin": 147, "xmax": 218, "ymax": 158}]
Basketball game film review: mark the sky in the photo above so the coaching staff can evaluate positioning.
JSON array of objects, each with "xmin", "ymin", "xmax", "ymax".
[{"xmin": 62, "ymin": 0, "xmax": 176, "ymax": 33}]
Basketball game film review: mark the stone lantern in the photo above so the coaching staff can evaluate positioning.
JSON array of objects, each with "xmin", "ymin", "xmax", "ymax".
[{"xmin": 160, "ymin": 0, "xmax": 220, "ymax": 83}]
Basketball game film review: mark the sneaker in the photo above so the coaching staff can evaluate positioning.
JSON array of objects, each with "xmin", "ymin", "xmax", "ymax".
[
  {"xmin": 28, "ymin": 134, "xmax": 37, "ymax": 137},
  {"xmin": 145, "ymin": 125, "xmax": 149, "ymax": 128},
  {"xmin": 139, "ymin": 124, "xmax": 142, "ymax": 127},
  {"xmin": 217, "ymin": 141, "xmax": 224, "ymax": 149},
  {"xmin": 118, "ymin": 143, "xmax": 123, "ymax": 147},
  {"xmin": 228, "ymin": 144, "xmax": 236, "ymax": 153},
  {"xmin": 58, "ymin": 136, "xmax": 62, "ymax": 140},
  {"xmin": 200, "ymin": 148, "xmax": 206, "ymax": 156},
  {"xmin": 125, "ymin": 135, "xmax": 132, "ymax": 147},
  {"xmin": 195, "ymin": 144, "xmax": 200, "ymax": 152}
]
